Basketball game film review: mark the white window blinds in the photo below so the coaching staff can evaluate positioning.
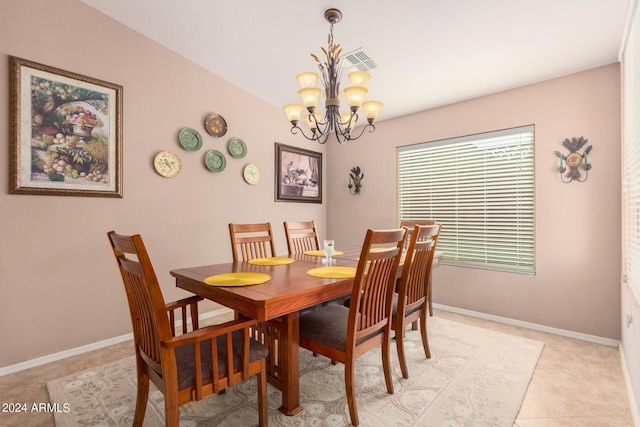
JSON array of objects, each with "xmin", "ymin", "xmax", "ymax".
[
  {"xmin": 622, "ymin": 0, "xmax": 640, "ymax": 300},
  {"xmin": 397, "ymin": 125, "xmax": 535, "ymax": 273}
]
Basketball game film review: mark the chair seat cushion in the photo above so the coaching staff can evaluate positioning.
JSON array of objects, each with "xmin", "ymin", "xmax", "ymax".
[
  {"xmin": 300, "ymin": 304, "xmax": 384, "ymax": 351},
  {"xmin": 345, "ymin": 293, "xmax": 421, "ymax": 322},
  {"xmin": 174, "ymin": 332, "xmax": 268, "ymax": 391},
  {"xmin": 300, "ymin": 304, "xmax": 350, "ymax": 350}
]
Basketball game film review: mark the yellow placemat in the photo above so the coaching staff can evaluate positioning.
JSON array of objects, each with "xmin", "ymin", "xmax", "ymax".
[
  {"xmin": 248, "ymin": 257, "xmax": 295, "ymax": 265},
  {"xmin": 204, "ymin": 272, "xmax": 271, "ymax": 287},
  {"xmin": 307, "ymin": 266, "xmax": 357, "ymax": 279},
  {"xmin": 304, "ymin": 250, "xmax": 344, "ymax": 257}
]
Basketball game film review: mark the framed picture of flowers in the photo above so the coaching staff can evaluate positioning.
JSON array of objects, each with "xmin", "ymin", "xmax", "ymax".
[{"xmin": 9, "ymin": 56, "xmax": 123, "ymax": 197}]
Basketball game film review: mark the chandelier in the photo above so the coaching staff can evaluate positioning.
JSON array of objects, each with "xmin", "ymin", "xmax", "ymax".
[{"xmin": 282, "ymin": 8, "xmax": 383, "ymax": 144}]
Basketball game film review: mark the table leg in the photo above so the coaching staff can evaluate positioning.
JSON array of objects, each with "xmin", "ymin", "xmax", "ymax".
[{"xmin": 278, "ymin": 311, "xmax": 303, "ymax": 415}]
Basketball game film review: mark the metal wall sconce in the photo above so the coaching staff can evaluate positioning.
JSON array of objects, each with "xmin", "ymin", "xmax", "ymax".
[
  {"xmin": 554, "ymin": 136, "xmax": 592, "ymax": 183},
  {"xmin": 348, "ymin": 166, "xmax": 364, "ymax": 194}
]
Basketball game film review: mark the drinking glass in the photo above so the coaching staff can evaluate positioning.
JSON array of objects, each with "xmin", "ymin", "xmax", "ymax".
[{"xmin": 323, "ymin": 239, "xmax": 335, "ymax": 265}]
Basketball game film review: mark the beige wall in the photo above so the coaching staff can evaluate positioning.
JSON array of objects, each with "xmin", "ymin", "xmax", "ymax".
[
  {"xmin": 327, "ymin": 64, "xmax": 622, "ymax": 340},
  {"xmin": 0, "ymin": 0, "xmax": 326, "ymax": 368}
]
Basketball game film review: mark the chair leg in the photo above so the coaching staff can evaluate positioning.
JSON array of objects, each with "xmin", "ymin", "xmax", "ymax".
[
  {"xmin": 164, "ymin": 386, "xmax": 180, "ymax": 427},
  {"xmin": 345, "ymin": 360, "xmax": 359, "ymax": 426},
  {"xmin": 420, "ymin": 312, "xmax": 431, "ymax": 359},
  {"xmin": 395, "ymin": 325, "xmax": 410, "ymax": 379},
  {"xmin": 257, "ymin": 360, "xmax": 268, "ymax": 427},
  {"xmin": 382, "ymin": 330, "xmax": 395, "ymax": 393},
  {"xmin": 133, "ymin": 369, "xmax": 149, "ymax": 427}
]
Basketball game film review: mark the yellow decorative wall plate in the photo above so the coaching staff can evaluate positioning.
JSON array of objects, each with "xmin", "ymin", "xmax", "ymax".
[
  {"xmin": 243, "ymin": 163, "xmax": 260, "ymax": 185},
  {"xmin": 154, "ymin": 151, "xmax": 182, "ymax": 178}
]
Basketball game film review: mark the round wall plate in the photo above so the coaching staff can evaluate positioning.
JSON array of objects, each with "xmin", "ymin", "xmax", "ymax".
[
  {"xmin": 228, "ymin": 137, "xmax": 247, "ymax": 158},
  {"xmin": 243, "ymin": 163, "xmax": 260, "ymax": 185},
  {"xmin": 154, "ymin": 151, "xmax": 182, "ymax": 177},
  {"xmin": 204, "ymin": 149, "xmax": 226, "ymax": 172},
  {"xmin": 178, "ymin": 127, "xmax": 203, "ymax": 151},
  {"xmin": 204, "ymin": 113, "xmax": 228, "ymax": 137}
]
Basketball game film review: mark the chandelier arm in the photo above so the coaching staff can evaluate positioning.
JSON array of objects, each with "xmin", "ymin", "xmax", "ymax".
[
  {"xmin": 290, "ymin": 124, "xmax": 322, "ymax": 142},
  {"xmin": 337, "ymin": 111, "xmax": 357, "ymax": 129},
  {"xmin": 342, "ymin": 122, "xmax": 376, "ymax": 142},
  {"xmin": 333, "ymin": 123, "xmax": 349, "ymax": 144},
  {"xmin": 308, "ymin": 111, "xmax": 329, "ymax": 128},
  {"xmin": 316, "ymin": 131, "xmax": 331, "ymax": 144},
  {"xmin": 291, "ymin": 116, "xmax": 333, "ymax": 144}
]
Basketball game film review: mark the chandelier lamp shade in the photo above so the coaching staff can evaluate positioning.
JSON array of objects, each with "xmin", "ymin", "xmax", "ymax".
[{"xmin": 283, "ymin": 8, "xmax": 383, "ymax": 144}]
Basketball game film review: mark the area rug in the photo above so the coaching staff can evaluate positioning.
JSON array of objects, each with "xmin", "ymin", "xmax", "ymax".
[{"xmin": 47, "ymin": 317, "xmax": 543, "ymax": 426}]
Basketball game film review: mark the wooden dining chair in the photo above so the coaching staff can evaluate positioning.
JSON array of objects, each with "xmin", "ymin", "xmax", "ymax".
[
  {"xmin": 228, "ymin": 222, "xmax": 283, "ymax": 385},
  {"xmin": 107, "ymin": 231, "xmax": 269, "ymax": 427},
  {"xmin": 283, "ymin": 220, "xmax": 320, "ymax": 255},
  {"xmin": 399, "ymin": 219, "xmax": 441, "ymax": 316},
  {"xmin": 298, "ymin": 228, "xmax": 407, "ymax": 426},
  {"xmin": 228, "ymin": 222, "xmax": 277, "ymax": 261},
  {"xmin": 283, "ymin": 220, "xmax": 334, "ymax": 347},
  {"xmin": 392, "ymin": 224, "xmax": 440, "ymax": 379}
]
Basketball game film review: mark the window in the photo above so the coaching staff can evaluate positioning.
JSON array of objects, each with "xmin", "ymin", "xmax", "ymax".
[
  {"xmin": 622, "ymin": 0, "xmax": 640, "ymax": 300},
  {"xmin": 397, "ymin": 125, "xmax": 535, "ymax": 274}
]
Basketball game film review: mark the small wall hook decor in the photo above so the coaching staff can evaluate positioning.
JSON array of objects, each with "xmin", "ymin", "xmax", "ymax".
[
  {"xmin": 554, "ymin": 136, "xmax": 592, "ymax": 183},
  {"xmin": 348, "ymin": 166, "xmax": 364, "ymax": 195}
]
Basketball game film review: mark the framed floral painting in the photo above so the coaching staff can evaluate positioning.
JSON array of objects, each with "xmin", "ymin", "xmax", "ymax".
[
  {"xmin": 10, "ymin": 56, "xmax": 123, "ymax": 197},
  {"xmin": 275, "ymin": 143, "xmax": 322, "ymax": 203}
]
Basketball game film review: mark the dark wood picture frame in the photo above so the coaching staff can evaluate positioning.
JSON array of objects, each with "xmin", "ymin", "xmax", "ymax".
[
  {"xmin": 275, "ymin": 143, "xmax": 322, "ymax": 203},
  {"xmin": 10, "ymin": 56, "xmax": 123, "ymax": 198}
]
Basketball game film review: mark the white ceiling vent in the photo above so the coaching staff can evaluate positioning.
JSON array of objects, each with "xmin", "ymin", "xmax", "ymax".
[{"xmin": 342, "ymin": 48, "xmax": 378, "ymax": 72}]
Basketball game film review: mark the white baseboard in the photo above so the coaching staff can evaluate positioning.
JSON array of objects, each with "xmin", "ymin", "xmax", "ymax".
[
  {"xmin": 434, "ymin": 303, "xmax": 620, "ymax": 347},
  {"xmin": 0, "ymin": 333, "xmax": 134, "ymax": 378},
  {"xmin": 619, "ymin": 343, "xmax": 640, "ymax": 427},
  {"xmin": 0, "ymin": 307, "xmax": 231, "ymax": 377}
]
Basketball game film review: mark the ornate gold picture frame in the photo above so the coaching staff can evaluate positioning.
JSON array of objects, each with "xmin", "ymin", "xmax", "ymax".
[{"xmin": 10, "ymin": 56, "xmax": 123, "ymax": 197}]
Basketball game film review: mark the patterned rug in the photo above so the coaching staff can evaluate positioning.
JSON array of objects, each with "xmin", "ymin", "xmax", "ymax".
[{"xmin": 47, "ymin": 317, "xmax": 543, "ymax": 426}]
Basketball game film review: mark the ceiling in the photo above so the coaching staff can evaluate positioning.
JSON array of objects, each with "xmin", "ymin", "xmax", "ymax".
[{"xmin": 80, "ymin": 0, "xmax": 629, "ymax": 123}]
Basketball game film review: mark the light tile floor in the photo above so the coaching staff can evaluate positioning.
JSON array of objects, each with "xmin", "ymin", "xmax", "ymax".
[
  {"xmin": 0, "ymin": 309, "xmax": 634, "ymax": 426},
  {"xmin": 434, "ymin": 310, "xmax": 635, "ymax": 427}
]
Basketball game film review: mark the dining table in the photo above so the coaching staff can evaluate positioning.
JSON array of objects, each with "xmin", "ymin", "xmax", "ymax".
[{"xmin": 170, "ymin": 247, "xmax": 442, "ymax": 416}]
